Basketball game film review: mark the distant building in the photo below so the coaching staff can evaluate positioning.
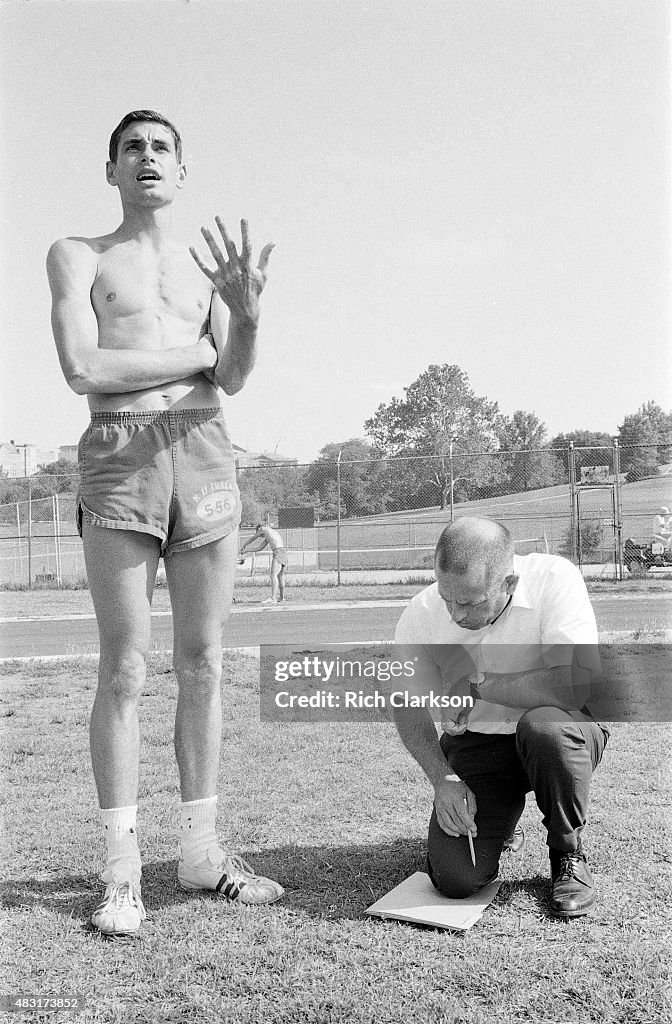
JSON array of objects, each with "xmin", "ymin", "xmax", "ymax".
[
  {"xmin": 0, "ymin": 442, "xmax": 61, "ymax": 477},
  {"xmin": 234, "ymin": 444, "xmax": 298, "ymax": 469}
]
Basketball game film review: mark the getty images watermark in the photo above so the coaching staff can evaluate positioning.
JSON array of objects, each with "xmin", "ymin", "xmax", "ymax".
[
  {"xmin": 259, "ymin": 645, "xmax": 476, "ymax": 722},
  {"xmin": 259, "ymin": 642, "xmax": 672, "ymax": 724}
]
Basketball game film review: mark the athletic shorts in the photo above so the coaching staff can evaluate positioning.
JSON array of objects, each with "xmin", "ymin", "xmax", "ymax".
[
  {"xmin": 76, "ymin": 408, "xmax": 241, "ymax": 556},
  {"xmin": 272, "ymin": 547, "xmax": 288, "ymax": 567}
]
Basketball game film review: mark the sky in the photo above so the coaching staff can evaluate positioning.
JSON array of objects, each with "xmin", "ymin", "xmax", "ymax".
[{"xmin": 0, "ymin": 0, "xmax": 669, "ymax": 464}]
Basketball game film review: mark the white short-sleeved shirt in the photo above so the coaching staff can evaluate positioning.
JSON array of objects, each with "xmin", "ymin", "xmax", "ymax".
[{"xmin": 393, "ymin": 553, "xmax": 600, "ymax": 735}]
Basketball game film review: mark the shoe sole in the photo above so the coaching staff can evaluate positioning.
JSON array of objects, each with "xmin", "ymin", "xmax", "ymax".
[
  {"xmin": 178, "ymin": 878, "xmax": 285, "ymax": 904},
  {"xmin": 548, "ymin": 901, "xmax": 595, "ymax": 918},
  {"xmin": 90, "ymin": 918, "xmax": 143, "ymax": 937}
]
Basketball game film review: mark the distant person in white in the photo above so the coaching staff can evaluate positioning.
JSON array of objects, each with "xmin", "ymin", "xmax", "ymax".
[
  {"xmin": 392, "ymin": 517, "xmax": 608, "ymax": 918},
  {"xmin": 239, "ymin": 523, "xmax": 288, "ymax": 603},
  {"xmin": 653, "ymin": 506, "xmax": 672, "ymax": 551}
]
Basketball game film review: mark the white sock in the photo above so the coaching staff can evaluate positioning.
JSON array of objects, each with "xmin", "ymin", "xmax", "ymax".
[
  {"xmin": 100, "ymin": 805, "xmax": 141, "ymax": 886},
  {"xmin": 180, "ymin": 796, "xmax": 219, "ymax": 865}
]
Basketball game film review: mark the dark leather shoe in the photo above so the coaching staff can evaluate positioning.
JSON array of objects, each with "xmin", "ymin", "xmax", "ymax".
[
  {"xmin": 549, "ymin": 849, "xmax": 596, "ymax": 917},
  {"xmin": 503, "ymin": 824, "xmax": 525, "ymax": 854}
]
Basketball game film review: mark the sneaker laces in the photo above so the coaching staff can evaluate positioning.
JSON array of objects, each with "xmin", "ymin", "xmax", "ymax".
[
  {"xmin": 217, "ymin": 853, "xmax": 261, "ymax": 887},
  {"xmin": 96, "ymin": 880, "xmax": 146, "ymax": 917},
  {"xmin": 209, "ymin": 850, "xmax": 282, "ymax": 902}
]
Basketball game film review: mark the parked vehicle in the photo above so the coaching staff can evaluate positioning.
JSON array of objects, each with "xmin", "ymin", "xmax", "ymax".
[{"xmin": 623, "ymin": 537, "xmax": 672, "ymax": 573}]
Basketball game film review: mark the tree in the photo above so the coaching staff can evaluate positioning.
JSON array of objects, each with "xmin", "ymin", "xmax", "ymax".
[
  {"xmin": 33, "ymin": 458, "xmax": 79, "ymax": 498},
  {"xmin": 617, "ymin": 402, "xmax": 672, "ymax": 482},
  {"xmin": 497, "ymin": 411, "xmax": 563, "ymax": 491},
  {"xmin": 237, "ymin": 464, "xmax": 311, "ymax": 525},
  {"xmin": 549, "ymin": 430, "xmax": 614, "ymax": 477},
  {"xmin": 304, "ymin": 439, "xmax": 390, "ymax": 519},
  {"xmin": 0, "ymin": 470, "xmax": 24, "ymax": 507},
  {"xmin": 365, "ymin": 365, "xmax": 504, "ymax": 509}
]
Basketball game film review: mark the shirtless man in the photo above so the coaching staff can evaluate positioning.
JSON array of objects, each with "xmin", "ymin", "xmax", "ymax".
[
  {"xmin": 239, "ymin": 522, "xmax": 288, "ymax": 603},
  {"xmin": 47, "ymin": 110, "xmax": 283, "ymax": 936}
]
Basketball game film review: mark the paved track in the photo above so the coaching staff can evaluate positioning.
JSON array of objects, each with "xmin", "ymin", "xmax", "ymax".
[{"xmin": 1, "ymin": 594, "xmax": 670, "ymax": 659}]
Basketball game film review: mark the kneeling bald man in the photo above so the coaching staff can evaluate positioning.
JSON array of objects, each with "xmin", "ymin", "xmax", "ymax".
[{"xmin": 393, "ymin": 517, "xmax": 608, "ymax": 917}]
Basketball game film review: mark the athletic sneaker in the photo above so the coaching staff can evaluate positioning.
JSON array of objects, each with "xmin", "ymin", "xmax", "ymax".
[
  {"xmin": 178, "ymin": 848, "xmax": 284, "ymax": 904},
  {"xmin": 91, "ymin": 880, "xmax": 146, "ymax": 936}
]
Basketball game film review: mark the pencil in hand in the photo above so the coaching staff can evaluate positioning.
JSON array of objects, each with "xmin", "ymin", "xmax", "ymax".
[
  {"xmin": 464, "ymin": 797, "xmax": 476, "ymax": 867},
  {"xmin": 467, "ymin": 828, "xmax": 476, "ymax": 868}
]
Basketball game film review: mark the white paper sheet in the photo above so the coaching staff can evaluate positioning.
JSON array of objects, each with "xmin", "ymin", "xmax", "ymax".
[{"xmin": 365, "ymin": 871, "xmax": 501, "ymax": 931}]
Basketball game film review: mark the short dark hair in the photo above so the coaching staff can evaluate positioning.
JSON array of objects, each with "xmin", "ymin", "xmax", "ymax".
[
  {"xmin": 108, "ymin": 110, "xmax": 182, "ymax": 163},
  {"xmin": 434, "ymin": 518, "xmax": 514, "ymax": 588}
]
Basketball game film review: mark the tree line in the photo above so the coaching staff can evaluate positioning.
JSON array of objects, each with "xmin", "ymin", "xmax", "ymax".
[
  {"xmin": 2, "ymin": 365, "xmax": 670, "ymax": 523},
  {"xmin": 238, "ymin": 365, "xmax": 671, "ymax": 522}
]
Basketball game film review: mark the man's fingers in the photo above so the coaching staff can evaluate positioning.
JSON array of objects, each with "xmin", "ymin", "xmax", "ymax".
[
  {"xmin": 437, "ymin": 802, "xmax": 464, "ymax": 837},
  {"xmin": 201, "ymin": 227, "xmax": 227, "ymax": 267},
  {"xmin": 214, "ymin": 217, "xmax": 239, "ymax": 264},
  {"xmin": 239, "ymin": 219, "xmax": 252, "ymax": 268},
  {"xmin": 257, "ymin": 242, "xmax": 275, "ymax": 276},
  {"xmin": 437, "ymin": 813, "xmax": 460, "ymax": 838},
  {"xmin": 189, "ymin": 246, "xmax": 214, "ymax": 280}
]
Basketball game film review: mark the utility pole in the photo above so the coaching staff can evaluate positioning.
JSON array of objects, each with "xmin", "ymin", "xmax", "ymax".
[
  {"xmin": 449, "ymin": 437, "xmax": 457, "ymax": 523},
  {"xmin": 16, "ymin": 445, "xmax": 32, "ymax": 588},
  {"xmin": 336, "ymin": 448, "xmax": 342, "ymax": 585}
]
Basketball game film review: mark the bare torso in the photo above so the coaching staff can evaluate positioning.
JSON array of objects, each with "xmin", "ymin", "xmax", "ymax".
[{"xmin": 86, "ymin": 232, "xmax": 220, "ymax": 412}]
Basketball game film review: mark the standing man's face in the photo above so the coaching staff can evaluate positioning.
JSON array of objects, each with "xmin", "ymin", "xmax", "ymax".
[
  {"xmin": 435, "ymin": 562, "xmax": 515, "ymax": 631},
  {"xmin": 106, "ymin": 122, "xmax": 186, "ymax": 205}
]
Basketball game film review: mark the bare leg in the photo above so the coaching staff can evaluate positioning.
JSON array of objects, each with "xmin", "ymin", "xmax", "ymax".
[
  {"xmin": 83, "ymin": 523, "xmax": 160, "ymax": 809},
  {"xmin": 277, "ymin": 564, "xmax": 286, "ymax": 601},
  {"xmin": 165, "ymin": 530, "xmax": 238, "ymax": 801},
  {"xmin": 169, "ymin": 530, "xmax": 284, "ymax": 903},
  {"xmin": 270, "ymin": 558, "xmax": 281, "ymax": 602}
]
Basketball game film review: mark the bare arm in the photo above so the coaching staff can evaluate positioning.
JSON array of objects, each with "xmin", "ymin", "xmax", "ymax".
[
  {"xmin": 240, "ymin": 533, "xmax": 268, "ymax": 554},
  {"xmin": 191, "ymin": 218, "xmax": 274, "ymax": 396},
  {"xmin": 474, "ymin": 663, "xmax": 591, "ymax": 712},
  {"xmin": 209, "ymin": 292, "xmax": 258, "ymax": 396},
  {"xmin": 392, "ymin": 705, "xmax": 453, "ymax": 787},
  {"xmin": 47, "ymin": 239, "xmax": 217, "ymax": 395},
  {"xmin": 392, "ymin": 706, "xmax": 477, "ymax": 837}
]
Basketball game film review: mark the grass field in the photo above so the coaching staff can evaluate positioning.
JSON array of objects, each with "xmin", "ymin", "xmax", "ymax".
[
  {"xmin": 1, "ymin": 575, "xmax": 670, "ymax": 624},
  {"xmin": 1, "ymin": 650, "xmax": 671, "ymax": 1023}
]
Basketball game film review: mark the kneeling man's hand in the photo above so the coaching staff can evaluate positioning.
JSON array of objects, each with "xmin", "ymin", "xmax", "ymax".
[{"xmin": 433, "ymin": 777, "xmax": 477, "ymax": 838}]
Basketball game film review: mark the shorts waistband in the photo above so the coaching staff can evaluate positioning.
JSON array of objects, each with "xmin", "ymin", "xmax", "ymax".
[{"xmin": 89, "ymin": 408, "xmax": 222, "ymax": 426}]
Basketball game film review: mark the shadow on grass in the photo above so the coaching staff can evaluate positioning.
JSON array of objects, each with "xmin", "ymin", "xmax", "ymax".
[
  {"xmin": 2, "ymin": 839, "xmax": 558, "ymax": 927},
  {"xmin": 494, "ymin": 875, "xmax": 551, "ymax": 916}
]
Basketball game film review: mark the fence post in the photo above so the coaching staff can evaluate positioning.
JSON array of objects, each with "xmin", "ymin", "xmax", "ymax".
[
  {"xmin": 27, "ymin": 476, "xmax": 33, "ymax": 589},
  {"xmin": 612, "ymin": 438, "xmax": 624, "ymax": 580},
  {"xmin": 568, "ymin": 443, "xmax": 578, "ymax": 563},
  {"xmin": 449, "ymin": 439, "xmax": 455, "ymax": 523},
  {"xmin": 53, "ymin": 494, "xmax": 62, "ymax": 584},
  {"xmin": 336, "ymin": 449, "xmax": 342, "ymax": 586}
]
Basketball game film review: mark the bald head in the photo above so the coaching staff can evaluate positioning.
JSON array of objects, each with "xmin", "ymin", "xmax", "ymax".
[{"xmin": 434, "ymin": 518, "xmax": 514, "ymax": 588}]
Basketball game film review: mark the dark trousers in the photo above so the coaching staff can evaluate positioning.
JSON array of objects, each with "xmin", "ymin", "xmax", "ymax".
[{"xmin": 427, "ymin": 707, "xmax": 609, "ymax": 898}]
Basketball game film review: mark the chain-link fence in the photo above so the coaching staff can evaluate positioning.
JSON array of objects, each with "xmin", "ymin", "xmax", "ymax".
[{"xmin": 2, "ymin": 444, "xmax": 670, "ymax": 587}]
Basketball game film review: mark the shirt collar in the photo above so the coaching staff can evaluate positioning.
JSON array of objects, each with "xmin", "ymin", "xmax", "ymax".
[{"xmin": 510, "ymin": 555, "xmax": 533, "ymax": 610}]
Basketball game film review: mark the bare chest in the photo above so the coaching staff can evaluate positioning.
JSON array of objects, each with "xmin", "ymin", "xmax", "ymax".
[{"xmin": 92, "ymin": 247, "xmax": 212, "ymax": 325}]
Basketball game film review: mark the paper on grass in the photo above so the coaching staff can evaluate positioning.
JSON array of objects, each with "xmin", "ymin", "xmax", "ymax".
[{"xmin": 365, "ymin": 871, "xmax": 501, "ymax": 931}]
